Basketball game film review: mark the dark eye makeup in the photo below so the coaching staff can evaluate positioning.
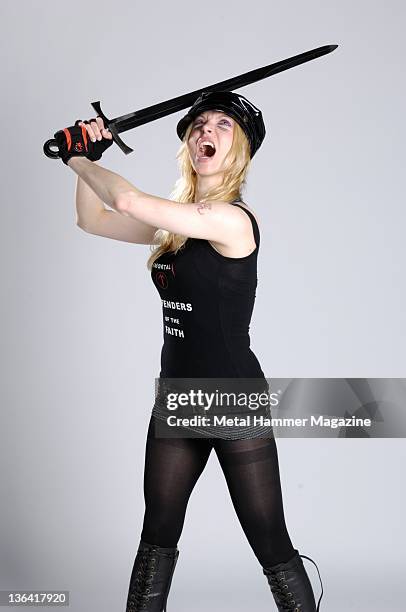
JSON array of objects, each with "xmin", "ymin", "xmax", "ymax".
[{"xmin": 193, "ymin": 118, "xmax": 232, "ymax": 128}]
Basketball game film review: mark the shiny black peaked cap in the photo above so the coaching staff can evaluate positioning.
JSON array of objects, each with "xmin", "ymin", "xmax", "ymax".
[{"xmin": 176, "ymin": 91, "xmax": 266, "ymax": 158}]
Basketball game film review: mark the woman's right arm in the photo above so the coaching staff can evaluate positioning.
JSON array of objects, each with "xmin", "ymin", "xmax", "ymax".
[{"xmin": 75, "ymin": 168, "xmax": 159, "ymax": 245}]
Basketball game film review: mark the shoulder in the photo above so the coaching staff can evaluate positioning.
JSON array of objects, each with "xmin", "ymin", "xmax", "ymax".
[
  {"xmin": 204, "ymin": 200, "xmax": 260, "ymax": 223},
  {"xmin": 231, "ymin": 201, "xmax": 260, "ymax": 230},
  {"xmin": 197, "ymin": 200, "xmax": 261, "ymax": 243}
]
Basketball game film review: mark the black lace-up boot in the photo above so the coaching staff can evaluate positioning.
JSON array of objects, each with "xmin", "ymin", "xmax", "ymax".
[
  {"xmin": 262, "ymin": 549, "xmax": 324, "ymax": 611},
  {"xmin": 125, "ymin": 540, "xmax": 179, "ymax": 612}
]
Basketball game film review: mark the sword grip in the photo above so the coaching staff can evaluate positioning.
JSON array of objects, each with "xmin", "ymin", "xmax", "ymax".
[
  {"xmin": 42, "ymin": 100, "xmax": 135, "ymax": 160},
  {"xmin": 91, "ymin": 101, "xmax": 134, "ymax": 155}
]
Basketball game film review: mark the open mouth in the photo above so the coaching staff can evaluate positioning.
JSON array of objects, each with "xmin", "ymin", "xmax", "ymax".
[{"xmin": 196, "ymin": 140, "xmax": 216, "ymax": 160}]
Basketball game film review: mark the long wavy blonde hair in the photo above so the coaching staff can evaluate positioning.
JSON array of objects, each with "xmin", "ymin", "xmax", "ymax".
[{"xmin": 146, "ymin": 118, "xmax": 252, "ymax": 270}]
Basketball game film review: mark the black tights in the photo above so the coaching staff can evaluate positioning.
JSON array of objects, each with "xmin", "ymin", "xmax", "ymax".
[{"xmin": 140, "ymin": 417, "xmax": 295, "ymax": 568}]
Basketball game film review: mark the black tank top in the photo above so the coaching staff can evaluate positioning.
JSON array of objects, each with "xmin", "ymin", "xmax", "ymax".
[{"xmin": 150, "ymin": 201, "xmax": 265, "ymax": 379}]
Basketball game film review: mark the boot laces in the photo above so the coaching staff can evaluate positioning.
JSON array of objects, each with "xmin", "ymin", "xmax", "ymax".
[
  {"xmin": 264, "ymin": 570, "xmax": 300, "ymax": 611},
  {"xmin": 128, "ymin": 548, "xmax": 158, "ymax": 610},
  {"xmin": 263, "ymin": 553, "xmax": 324, "ymax": 612}
]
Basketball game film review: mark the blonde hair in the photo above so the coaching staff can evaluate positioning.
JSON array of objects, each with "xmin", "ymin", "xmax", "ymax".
[{"xmin": 146, "ymin": 118, "xmax": 252, "ymax": 270}]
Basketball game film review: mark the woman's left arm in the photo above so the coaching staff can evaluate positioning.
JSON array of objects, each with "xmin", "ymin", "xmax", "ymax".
[{"xmin": 67, "ymin": 157, "xmax": 247, "ymax": 245}]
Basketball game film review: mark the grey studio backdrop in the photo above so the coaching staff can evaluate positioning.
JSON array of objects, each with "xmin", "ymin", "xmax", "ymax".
[{"xmin": 1, "ymin": 1, "xmax": 405, "ymax": 611}]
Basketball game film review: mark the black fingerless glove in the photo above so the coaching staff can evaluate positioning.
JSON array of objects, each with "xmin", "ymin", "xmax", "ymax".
[{"xmin": 53, "ymin": 119, "xmax": 114, "ymax": 165}]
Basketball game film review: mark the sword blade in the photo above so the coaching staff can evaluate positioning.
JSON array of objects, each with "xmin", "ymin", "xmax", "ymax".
[{"xmin": 102, "ymin": 44, "xmax": 338, "ymax": 135}]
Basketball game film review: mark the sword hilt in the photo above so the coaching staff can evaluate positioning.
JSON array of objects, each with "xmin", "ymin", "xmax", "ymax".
[
  {"xmin": 43, "ymin": 100, "xmax": 134, "ymax": 160},
  {"xmin": 90, "ymin": 101, "xmax": 134, "ymax": 155}
]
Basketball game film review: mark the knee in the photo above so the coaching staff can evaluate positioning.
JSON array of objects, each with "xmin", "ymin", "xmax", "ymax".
[{"xmin": 141, "ymin": 503, "xmax": 185, "ymax": 547}]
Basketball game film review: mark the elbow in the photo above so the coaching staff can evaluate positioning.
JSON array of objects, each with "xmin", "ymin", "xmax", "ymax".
[
  {"xmin": 76, "ymin": 219, "xmax": 90, "ymax": 233},
  {"xmin": 115, "ymin": 191, "xmax": 138, "ymax": 217}
]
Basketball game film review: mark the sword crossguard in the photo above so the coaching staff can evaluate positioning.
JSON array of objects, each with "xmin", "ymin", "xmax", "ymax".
[{"xmin": 90, "ymin": 101, "xmax": 134, "ymax": 155}]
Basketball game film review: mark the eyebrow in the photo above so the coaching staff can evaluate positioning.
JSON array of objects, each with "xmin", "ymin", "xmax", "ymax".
[{"xmin": 194, "ymin": 113, "xmax": 232, "ymax": 121}]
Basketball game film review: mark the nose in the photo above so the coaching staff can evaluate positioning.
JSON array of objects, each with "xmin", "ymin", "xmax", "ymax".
[{"xmin": 201, "ymin": 124, "xmax": 212, "ymax": 134}]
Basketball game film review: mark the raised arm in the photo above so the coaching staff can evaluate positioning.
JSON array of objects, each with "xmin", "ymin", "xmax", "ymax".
[
  {"xmin": 75, "ymin": 172, "xmax": 158, "ymax": 245},
  {"xmin": 116, "ymin": 191, "xmax": 246, "ymax": 246},
  {"xmin": 69, "ymin": 158, "xmax": 158, "ymax": 244},
  {"xmin": 68, "ymin": 157, "xmax": 248, "ymax": 246}
]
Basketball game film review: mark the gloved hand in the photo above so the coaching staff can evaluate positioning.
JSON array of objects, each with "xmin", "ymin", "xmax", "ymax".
[{"xmin": 53, "ymin": 116, "xmax": 113, "ymax": 165}]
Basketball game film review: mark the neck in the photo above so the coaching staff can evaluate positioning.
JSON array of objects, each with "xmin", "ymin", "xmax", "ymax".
[{"xmin": 195, "ymin": 172, "xmax": 224, "ymax": 202}]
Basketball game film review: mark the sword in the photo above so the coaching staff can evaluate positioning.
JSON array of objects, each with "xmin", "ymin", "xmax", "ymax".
[{"xmin": 43, "ymin": 44, "xmax": 338, "ymax": 159}]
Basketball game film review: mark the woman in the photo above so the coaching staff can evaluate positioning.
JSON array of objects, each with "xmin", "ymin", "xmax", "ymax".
[{"xmin": 54, "ymin": 90, "xmax": 323, "ymax": 611}]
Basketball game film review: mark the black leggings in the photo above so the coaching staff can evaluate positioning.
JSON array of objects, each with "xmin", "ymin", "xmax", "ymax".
[{"xmin": 140, "ymin": 417, "xmax": 295, "ymax": 568}]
